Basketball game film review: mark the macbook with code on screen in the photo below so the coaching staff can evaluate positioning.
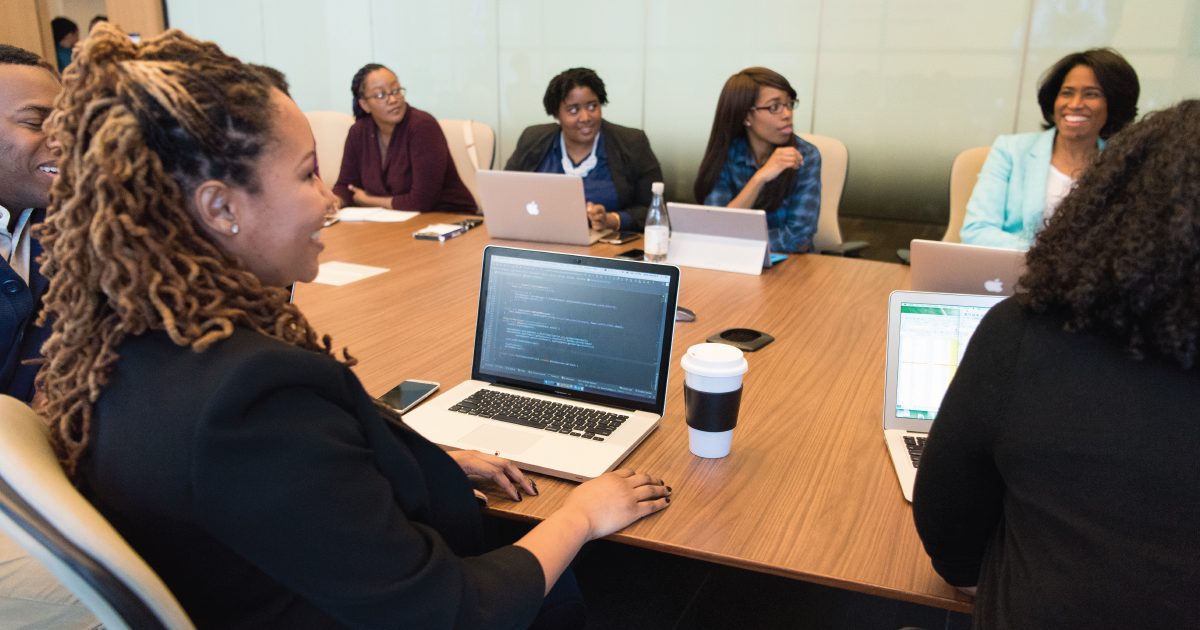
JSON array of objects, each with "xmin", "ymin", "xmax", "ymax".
[
  {"xmin": 402, "ymin": 246, "xmax": 680, "ymax": 482},
  {"xmin": 477, "ymin": 170, "xmax": 611, "ymax": 245},
  {"xmin": 882, "ymin": 291, "xmax": 1005, "ymax": 502}
]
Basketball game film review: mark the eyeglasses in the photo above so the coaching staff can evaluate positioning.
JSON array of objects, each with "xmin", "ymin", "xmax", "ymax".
[
  {"xmin": 750, "ymin": 100, "xmax": 798, "ymax": 115},
  {"xmin": 367, "ymin": 87, "xmax": 406, "ymax": 102}
]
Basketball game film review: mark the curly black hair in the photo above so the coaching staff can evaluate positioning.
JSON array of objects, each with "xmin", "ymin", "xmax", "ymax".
[
  {"xmin": 1019, "ymin": 99, "xmax": 1200, "ymax": 369},
  {"xmin": 350, "ymin": 63, "xmax": 387, "ymax": 119},
  {"xmin": 1036, "ymin": 48, "xmax": 1139, "ymax": 140},
  {"xmin": 542, "ymin": 68, "xmax": 607, "ymax": 117}
]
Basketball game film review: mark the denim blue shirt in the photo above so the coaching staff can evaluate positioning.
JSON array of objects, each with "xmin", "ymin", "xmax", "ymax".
[
  {"xmin": 704, "ymin": 136, "xmax": 822, "ymax": 253},
  {"xmin": 537, "ymin": 131, "xmax": 629, "ymax": 230}
]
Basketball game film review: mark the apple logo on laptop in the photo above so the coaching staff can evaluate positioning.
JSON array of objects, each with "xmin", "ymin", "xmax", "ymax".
[
  {"xmin": 526, "ymin": 201, "xmax": 540, "ymax": 216},
  {"xmin": 984, "ymin": 278, "xmax": 1004, "ymax": 293}
]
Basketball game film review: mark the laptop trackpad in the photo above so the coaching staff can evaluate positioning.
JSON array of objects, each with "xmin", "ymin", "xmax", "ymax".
[{"xmin": 460, "ymin": 425, "xmax": 543, "ymax": 455}]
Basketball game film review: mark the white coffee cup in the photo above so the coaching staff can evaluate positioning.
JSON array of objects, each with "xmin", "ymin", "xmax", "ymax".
[{"xmin": 679, "ymin": 343, "xmax": 749, "ymax": 458}]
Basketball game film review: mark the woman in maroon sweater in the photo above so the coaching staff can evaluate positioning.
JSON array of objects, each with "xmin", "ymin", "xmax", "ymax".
[{"xmin": 333, "ymin": 64, "xmax": 476, "ymax": 213}]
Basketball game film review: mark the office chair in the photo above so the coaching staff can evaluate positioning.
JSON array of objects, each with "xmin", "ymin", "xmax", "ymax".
[
  {"xmin": 897, "ymin": 145, "xmax": 991, "ymax": 264},
  {"xmin": 438, "ymin": 120, "xmax": 497, "ymax": 213},
  {"xmin": 304, "ymin": 111, "xmax": 357, "ymax": 188},
  {"xmin": 798, "ymin": 134, "xmax": 867, "ymax": 257},
  {"xmin": 0, "ymin": 395, "xmax": 196, "ymax": 630}
]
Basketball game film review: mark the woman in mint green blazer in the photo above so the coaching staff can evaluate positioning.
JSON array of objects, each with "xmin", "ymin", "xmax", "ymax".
[{"xmin": 961, "ymin": 49, "xmax": 1139, "ymax": 250}]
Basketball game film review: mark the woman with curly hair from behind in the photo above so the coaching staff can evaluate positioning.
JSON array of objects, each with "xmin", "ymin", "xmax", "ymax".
[
  {"xmin": 37, "ymin": 24, "xmax": 668, "ymax": 630},
  {"xmin": 912, "ymin": 99, "xmax": 1200, "ymax": 630}
]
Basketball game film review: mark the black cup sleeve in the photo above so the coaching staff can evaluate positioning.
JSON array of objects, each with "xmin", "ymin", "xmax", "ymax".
[{"xmin": 684, "ymin": 385, "xmax": 742, "ymax": 433}]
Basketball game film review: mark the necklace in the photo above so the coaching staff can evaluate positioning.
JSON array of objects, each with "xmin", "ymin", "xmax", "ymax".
[{"xmin": 560, "ymin": 131, "xmax": 599, "ymax": 177}]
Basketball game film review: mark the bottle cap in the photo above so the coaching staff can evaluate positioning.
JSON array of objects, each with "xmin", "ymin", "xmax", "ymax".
[{"xmin": 651, "ymin": 182, "xmax": 664, "ymax": 194}]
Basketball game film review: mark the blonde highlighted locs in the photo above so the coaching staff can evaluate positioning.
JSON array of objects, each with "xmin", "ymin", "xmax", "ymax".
[{"xmin": 38, "ymin": 23, "xmax": 348, "ymax": 478}]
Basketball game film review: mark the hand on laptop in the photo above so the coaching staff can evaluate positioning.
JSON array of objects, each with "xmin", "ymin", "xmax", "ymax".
[
  {"xmin": 587, "ymin": 202, "xmax": 615, "ymax": 232},
  {"xmin": 561, "ymin": 469, "xmax": 671, "ymax": 540},
  {"xmin": 448, "ymin": 449, "xmax": 537, "ymax": 501}
]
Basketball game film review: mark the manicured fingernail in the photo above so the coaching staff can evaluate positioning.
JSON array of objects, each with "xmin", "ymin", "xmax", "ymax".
[
  {"xmin": 532, "ymin": 481, "xmax": 539, "ymax": 495},
  {"xmin": 516, "ymin": 494, "xmax": 522, "ymax": 502},
  {"xmin": 667, "ymin": 486, "xmax": 673, "ymax": 493},
  {"xmin": 666, "ymin": 497, "xmax": 670, "ymax": 504}
]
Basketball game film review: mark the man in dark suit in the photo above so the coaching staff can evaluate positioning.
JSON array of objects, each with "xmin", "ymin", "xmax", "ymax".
[
  {"xmin": 0, "ymin": 44, "xmax": 101, "ymax": 630},
  {"xmin": 0, "ymin": 45, "xmax": 58, "ymax": 404}
]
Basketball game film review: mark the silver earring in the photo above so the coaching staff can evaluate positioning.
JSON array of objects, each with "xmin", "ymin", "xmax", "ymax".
[
  {"xmin": 231, "ymin": 225, "xmax": 239, "ymax": 234},
  {"xmin": 744, "ymin": 121, "xmax": 751, "ymax": 126}
]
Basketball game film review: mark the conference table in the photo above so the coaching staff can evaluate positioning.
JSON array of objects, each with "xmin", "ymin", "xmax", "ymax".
[{"xmin": 293, "ymin": 213, "xmax": 973, "ymax": 614}]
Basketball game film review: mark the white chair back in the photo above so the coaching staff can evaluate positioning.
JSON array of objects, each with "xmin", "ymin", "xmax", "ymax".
[
  {"xmin": 438, "ymin": 120, "xmax": 496, "ymax": 212},
  {"xmin": 305, "ymin": 111, "xmax": 356, "ymax": 188},
  {"xmin": 0, "ymin": 396, "xmax": 196, "ymax": 630},
  {"xmin": 798, "ymin": 134, "xmax": 848, "ymax": 252}
]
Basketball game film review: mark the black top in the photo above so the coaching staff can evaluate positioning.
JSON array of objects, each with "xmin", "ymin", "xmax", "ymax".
[
  {"xmin": 504, "ymin": 120, "xmax": 663, "ymax": 230},
  {"xmin": 912, "ymin": 298, "xmax": 1200, "ymax": 630},
  {"xmin": 0, "ymin": 208, "xmax": 50, "ymax": 403},
  {"xmin": 80, "ymin": 329, "xmax": 544, "ymax": 630}
]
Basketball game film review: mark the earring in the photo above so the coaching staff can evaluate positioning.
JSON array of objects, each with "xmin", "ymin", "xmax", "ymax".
[
  {"xmin": 744, "ymin": 121, "xmax": 751, "ymax": 126},
  {"xmin": 231, "ymin": 225, "xmax": 239, "ymax": 234}
]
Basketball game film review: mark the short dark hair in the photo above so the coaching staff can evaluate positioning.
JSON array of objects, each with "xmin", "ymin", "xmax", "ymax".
[
  {"xmin": 89, "ymin": 15, "xmax": 107, "ymax": 30},
  {"xmin": 249, "ymin": 64, "xmax": 290, "ymax": 97},
  {"xmin": 1036, "ymin": 48, "xmax": 1139, "ymax": 140},
  {"xmin": 542, "ymin": 68, "xmax": 607, "ymax": 117},
  {"xmin": 51, "ymin": 17, "xmax": 78, "ymax": 44},
  {"xmin": 1019, "ymin": 99, "xmax": 1200, "ymax": 368},
  {"xmin": 350, "ymin": 63, "xmax": 387, "ymax": 119},
  {"xmin": 0, "ymin": 44, "xmax": 58, "ymax": 78}
]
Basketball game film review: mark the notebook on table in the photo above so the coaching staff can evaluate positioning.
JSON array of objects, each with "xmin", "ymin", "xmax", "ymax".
[
  {"xmin": 910, "ymin": 239, "xmax": 1026, "ymax": 297},
  {"xmin": 882, "ymin": 291, "xmax": 1005, "ymax": 501},
  {"xmin": 402, "ymin": 246, "xmax": 680, "ymax": 482},
  {"xmin": 477, "ymin": 170, "xmax": 611, "ymax": 246}
]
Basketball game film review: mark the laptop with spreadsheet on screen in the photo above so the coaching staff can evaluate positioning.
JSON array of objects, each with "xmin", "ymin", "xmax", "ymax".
[
  {"xmin": 882, "ymin": 291, "xmax": 1005, "ymax": 501},
  {"xmin": 402, "ymin": 246, "xmax": 680, "ymax": 482}
]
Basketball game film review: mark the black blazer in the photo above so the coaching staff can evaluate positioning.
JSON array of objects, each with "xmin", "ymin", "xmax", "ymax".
[
  {"xmin": 504, "ymin": 120, "xmax": 663, "ymax": 230},
  {"xmin": 0, "ymin": 208, "xmax": 50, "ymax": 403},
  {"xmin": 81, "ymin": 329, "xmax": 544, "ymax": 630}
]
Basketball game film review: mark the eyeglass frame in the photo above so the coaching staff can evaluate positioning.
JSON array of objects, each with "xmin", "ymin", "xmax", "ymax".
[
  {"xmin": 749, "ymin": 99, "xmax": 799, "ymax": 115},
  {"xmin": 366, "ymin": 87, "xmax": 407, "ymax": 102}
]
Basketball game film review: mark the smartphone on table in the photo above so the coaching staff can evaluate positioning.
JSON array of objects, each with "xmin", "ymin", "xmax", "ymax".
[
  {"xmin": 614, "ymin": 248, "xmax": 645, "ymax": 260},
  {"xmin": 378, "ymin": 380, "xmax": 440, "ymax": 414},
  {"xmin": 599, "ymin": 232, "xmax": 641, "ymax": 245}
]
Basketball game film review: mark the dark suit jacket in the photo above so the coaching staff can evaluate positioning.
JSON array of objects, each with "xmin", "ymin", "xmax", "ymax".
[
  {"xmin": 81, "ymin": 329, "xmax": 544, "ymax": 630},
  {"xmin": 504, "ymin": 120, "xmax": 663, "ymax": 230},
  {"xmin": 0, "ymin": 208, "xmax": 50, "ymax": 403}
]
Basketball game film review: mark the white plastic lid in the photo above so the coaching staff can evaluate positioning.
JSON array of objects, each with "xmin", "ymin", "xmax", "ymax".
[
  {"xmin": 680, "ymin": 343, "xmax": 748, "ymax": 378},
  {"xmin": 651, "ymin": 182, "xmax": 664, "ymax": 194}
]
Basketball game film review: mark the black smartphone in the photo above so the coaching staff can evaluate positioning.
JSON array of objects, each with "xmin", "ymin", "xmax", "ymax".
[
  {"xmin": 378, "ymin": 380, "xmax": 440, "ymax": 413},
  {"xmin": 614, "ymin": 248, "xmax": 645, "ymax": 260},
  {"xmin": 598, "ymin": 232, "xmax": 641, "ymax": 245}
]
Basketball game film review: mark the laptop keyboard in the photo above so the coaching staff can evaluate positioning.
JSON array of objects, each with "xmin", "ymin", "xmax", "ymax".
[
  {"xmin": 449, "ymin": 390, "xmax": 628, "ymax": 442},
  {"xmin": 903, "ymin": 435, "xmax": 927, "ymax": 468}
]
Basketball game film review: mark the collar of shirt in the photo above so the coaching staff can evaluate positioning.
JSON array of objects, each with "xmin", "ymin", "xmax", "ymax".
[
  {"xmin": 0, "ymin": 204, "xmax": 34, "ymax": 283},
  {"xmin": 549, "ymin": 130, "xmax": 606, "ymax": 171}
]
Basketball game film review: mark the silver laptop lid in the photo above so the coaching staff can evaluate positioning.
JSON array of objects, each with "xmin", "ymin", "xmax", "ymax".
[
  {"xmin": 476, "ymin": 170, "xmax": 594, "ymax": 245},
  {"xmin": 664, "ymin": 202, "xmax": 772, "ymax": 270},
  {"xmin": 472, "ymin": 246, "xmax": 680, "ymax": 416},
  {"xmin": 910, "ymin": 239, "xmax": 1026, "ymax": 297},
  {"xmin": 883, "ymin": 291, "xmax": 1005, "ymax": 432}
]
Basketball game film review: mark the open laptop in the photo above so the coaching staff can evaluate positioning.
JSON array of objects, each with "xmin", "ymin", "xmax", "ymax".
[
  {"xmin": 910, "ymin": 239, "xmax": 1026, "ymax": 297},
  {"xmin": 882, "ymin": 291, "xmax": 1005, "ymax": 501},
  {"xmin": 402, "ymin": 246, "xmax": 680, "ymax": 482},
  {"xmin": 664, "ymin": 203, "xmax": 772, "ymax": 275},
  {"xmin": 477, "ymin": 171, "xmax": 612, "ymax": 245}
]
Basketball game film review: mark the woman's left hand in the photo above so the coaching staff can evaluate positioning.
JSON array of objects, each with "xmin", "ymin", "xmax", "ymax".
[
  {"xmin": 586, "ymin": 202, "xmax": 613, "ymax": 232},
  {"xmin": 448, "ymin": 449, "xmax": 538, "ymax": 501},
  {"xmin": 348, "ymin": 184, "xmax": 387, "ymax": 208}
]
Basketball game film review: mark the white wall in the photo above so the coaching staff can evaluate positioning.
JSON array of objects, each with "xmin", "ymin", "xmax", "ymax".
[
  {"xmin": 47, "ymin": 0, "xmax": 107, "ymax": 35},
  {"xmin": 167, "ymin": 0, "xmax": 1200, "ymax": 223}
]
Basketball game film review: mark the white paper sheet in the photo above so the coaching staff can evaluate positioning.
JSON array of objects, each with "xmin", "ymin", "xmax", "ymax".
[
  {"xmin": 311, "ymin": 261, "xmax": 389, "ymax": 286},
  {"xmin": 337, "ymin": 207, "xmax": 419, "ymax": 222}
]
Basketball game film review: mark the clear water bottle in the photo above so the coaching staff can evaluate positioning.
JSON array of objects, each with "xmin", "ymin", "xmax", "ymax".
[{"xmin": 644, "ymin": 182, "xmax": 669, "ymax": 263}]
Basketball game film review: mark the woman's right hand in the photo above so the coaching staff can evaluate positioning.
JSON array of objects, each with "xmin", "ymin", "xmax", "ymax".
[
  {"xmin": 560, "ymin": 469, "xmax": 671, "ymax": 540},
  {"xmin": 756, "ymin": 146, "xmax": 804, "ymax": 183}
]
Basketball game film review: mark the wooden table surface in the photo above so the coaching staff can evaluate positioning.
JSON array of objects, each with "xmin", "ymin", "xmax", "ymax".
[{"xmin": 294, "ymin": 214, "xmax": 973, "ymax": 614}]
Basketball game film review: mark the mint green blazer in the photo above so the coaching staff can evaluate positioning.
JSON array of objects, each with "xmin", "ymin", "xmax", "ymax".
[{"xmin": 959, "ymin": 128, "xmax": 1104, "ymax": 250}]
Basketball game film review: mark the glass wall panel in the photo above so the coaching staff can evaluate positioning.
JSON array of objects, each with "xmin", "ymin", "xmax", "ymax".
[{"xmin": 167, "ymin": 0, "xmax": 265, "ymax": 65}]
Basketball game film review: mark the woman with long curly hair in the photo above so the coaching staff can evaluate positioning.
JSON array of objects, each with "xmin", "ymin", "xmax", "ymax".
[
  {"xmin": 912, "ymin": 100, "xmax": 1200, "ymax": 629},
  {"xmin": 38, "ymin": 24, "xmax": 668, "ymax": 629}
]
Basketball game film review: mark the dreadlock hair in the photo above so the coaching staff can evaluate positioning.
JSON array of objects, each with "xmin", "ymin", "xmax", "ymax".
[
  {"xmin": 38, "ymin": 23, "xmax": 351, "ymax": 478},
  {"xmin": 350, "ymin": 63, "xmax": 387, "ymax": 119},
  {"xmin": 1019, "ymin": 99, "xmax": 1200, "ymax": 369}
]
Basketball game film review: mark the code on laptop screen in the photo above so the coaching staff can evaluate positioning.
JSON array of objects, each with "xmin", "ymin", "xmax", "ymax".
[
  {"xmin": 478, "ymin": 255, "xmax": 672, "ymax": 405},
  {"xmin": 894, "ymin": 302, "xmax": 994, "ymax": 420}
]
